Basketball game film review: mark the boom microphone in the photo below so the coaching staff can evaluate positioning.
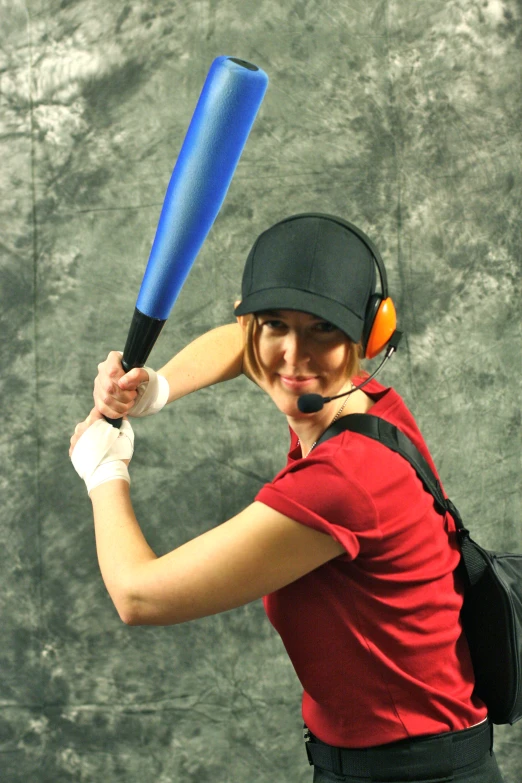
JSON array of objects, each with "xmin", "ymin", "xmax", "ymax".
[
  {"xmin": 105, "ymin": 57, "xmax": 269, "ymax": 427},
  {"xmin": 297, "ymin": 331, "xmax": 403, "ymax": 413}
]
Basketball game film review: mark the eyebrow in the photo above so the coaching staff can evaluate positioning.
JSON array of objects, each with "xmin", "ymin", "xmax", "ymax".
[{"xmin": 256, "ymin": 310, "xmax": 327, "ymax": 322}]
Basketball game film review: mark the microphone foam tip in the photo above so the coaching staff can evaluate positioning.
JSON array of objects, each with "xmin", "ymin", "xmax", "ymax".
[{"xmin": 297, "ymin": 394, "xmax": 324, "ymax": 413}]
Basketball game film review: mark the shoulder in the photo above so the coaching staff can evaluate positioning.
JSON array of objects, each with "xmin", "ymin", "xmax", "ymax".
[{"xmin": 258, "ymin": 438, "xmax": 380, "ymax": 539}]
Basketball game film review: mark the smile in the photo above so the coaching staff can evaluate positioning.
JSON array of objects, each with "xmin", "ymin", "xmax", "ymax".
[{"xmin": 279, "ymin": 375, "xmax": 318, "ymax": 390}]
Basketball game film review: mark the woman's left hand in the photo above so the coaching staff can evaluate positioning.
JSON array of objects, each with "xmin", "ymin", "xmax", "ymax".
[
  {"xmin": 69, "ymin": 407, "xmax": 107, "ymax": 458},
  {"xmin": 70, "ymin": 408, "xmax": 134, "ymax": 495}
]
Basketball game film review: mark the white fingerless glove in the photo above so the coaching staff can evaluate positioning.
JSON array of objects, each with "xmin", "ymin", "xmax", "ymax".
[
  {"xmin": 130, "ymin": 366, "xmax": 170, "ymax": 417},
  {"xmin": 71, "ymin": 419, "xmax": 134, "ymax": 496}
]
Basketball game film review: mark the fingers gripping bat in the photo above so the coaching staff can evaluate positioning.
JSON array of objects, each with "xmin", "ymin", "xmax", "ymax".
[{"xmin": 105, "ymin": 57, "xmax": 269, "ymax": 427}]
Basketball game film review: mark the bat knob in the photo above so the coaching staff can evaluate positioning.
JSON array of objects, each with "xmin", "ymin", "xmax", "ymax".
[{"xmin": 103, "ymin": 414, "xmax": 122, "ymax": 429}]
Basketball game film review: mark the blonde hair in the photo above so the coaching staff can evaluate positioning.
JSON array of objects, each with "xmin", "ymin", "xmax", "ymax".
[{"xmin": 241, "ymin": 313, "xmax": 363, "ymax": 384}]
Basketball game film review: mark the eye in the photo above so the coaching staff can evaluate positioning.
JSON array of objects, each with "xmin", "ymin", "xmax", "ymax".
[
  {"xmin": 258, "ymin": 317, "xmax": 286, "ymax": 330},
  {"xmin": 313, "ymin": 320, "xmax": 338, "ymax": 334}
]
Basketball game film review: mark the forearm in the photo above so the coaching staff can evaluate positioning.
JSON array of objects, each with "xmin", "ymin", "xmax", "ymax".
[
  {"xmin": 90, "ymin": 480, "xmax": 156, "ymax": 623},
  {"xmin": 157, "ymin": 323, "xmax": 245, "ymax": 404}
]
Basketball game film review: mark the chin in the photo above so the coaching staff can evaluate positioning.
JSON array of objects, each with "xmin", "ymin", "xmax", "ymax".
[{"xmin": 273, "ymin": 395, "xmax": 309, "ymax": 419}]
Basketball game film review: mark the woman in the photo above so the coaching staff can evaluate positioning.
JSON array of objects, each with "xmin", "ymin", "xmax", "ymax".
[{"xmin": 70, "ymin": 213, "xmax": 503, "ymax": 782}]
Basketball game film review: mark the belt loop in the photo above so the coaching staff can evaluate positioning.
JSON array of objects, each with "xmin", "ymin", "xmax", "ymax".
[
  {"xmin": 303, "ymin": 725, "xmax": 313, "ymax": 766},
  {"xmin": 489, "ymin": 720, "xmax": 494, "ymax": 756}
]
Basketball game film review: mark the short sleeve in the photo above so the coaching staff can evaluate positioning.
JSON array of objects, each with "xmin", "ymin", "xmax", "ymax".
[{"xmin": 256, "ymin": 453, "xmax": 381, "ymax": 559}]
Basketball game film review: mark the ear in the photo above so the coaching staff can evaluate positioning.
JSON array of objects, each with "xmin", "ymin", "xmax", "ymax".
[{"xmin": 234, "ymin": 300, "xmax": 250, "ymax": 330}]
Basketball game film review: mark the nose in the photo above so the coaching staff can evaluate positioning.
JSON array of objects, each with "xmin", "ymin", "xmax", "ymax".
[{"xmin": 282, "ymin": 330, "xmax": 309, "ymax": 366}]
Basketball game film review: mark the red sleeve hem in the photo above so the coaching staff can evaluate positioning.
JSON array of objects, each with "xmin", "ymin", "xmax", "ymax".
[{"xmin": 255, "ymin": 485, "xmax": 363, "ymax": 560}]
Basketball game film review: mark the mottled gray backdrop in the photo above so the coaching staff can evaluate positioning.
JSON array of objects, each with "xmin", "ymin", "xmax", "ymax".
[{"xmin": 1, "ymin": 0, "xmax": 521, "ymax": 781}]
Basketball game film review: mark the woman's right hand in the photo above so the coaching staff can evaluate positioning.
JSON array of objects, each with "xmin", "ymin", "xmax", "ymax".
[{"xmin": 93, "ymin": 351, "xmax": 150, "ymax": 419}]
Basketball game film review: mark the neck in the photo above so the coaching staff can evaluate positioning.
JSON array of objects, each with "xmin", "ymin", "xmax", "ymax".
[{"xmin": 290, "ymin": 383, "xmax": 354, "ymax": 456}]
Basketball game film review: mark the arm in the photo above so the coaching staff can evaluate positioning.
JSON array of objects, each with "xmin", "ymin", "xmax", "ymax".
[
  {"xmin": 89, "ymin": 481, "xmax": 345, "ymax": 626},
  {"xmin": 157, "ymin": 322, "xmax": 245, "ymax": 403},
  {"xmin": 94, "ymin": 322, "xmax": 247, "ymax": 419}
]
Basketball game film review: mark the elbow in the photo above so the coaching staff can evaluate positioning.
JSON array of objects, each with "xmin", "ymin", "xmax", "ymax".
[
  {"xmin": 110, "ymin": 585, "xmax": 145, "ymax": 626},
  {"xmin": 115, "ymin": 595, "xmax": 181, "ymax": 627},
  {"xmin": 107, "ymin": 571, "xmax": 179, "ymax": 626},
  {"xmin": 117, "ymin": 603, "xmax": 141, "ymax": 626},
  {"xmin": 113, "ymin": 588, "xmax": 161, "ymax": 626}
]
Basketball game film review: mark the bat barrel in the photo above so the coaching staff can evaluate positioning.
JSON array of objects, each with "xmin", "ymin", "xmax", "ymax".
[{"xmin": 135, "ymin": 55, "xmax": 269, "ymax": 322}]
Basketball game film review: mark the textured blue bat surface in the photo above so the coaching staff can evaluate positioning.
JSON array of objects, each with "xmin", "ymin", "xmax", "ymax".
[{"xmin": 136, "ymin": 56, "xmax": 268, "ymax": 321}]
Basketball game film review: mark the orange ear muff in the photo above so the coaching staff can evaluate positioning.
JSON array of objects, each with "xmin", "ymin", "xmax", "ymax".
[{"xmin": 365, "ymin": 297, "xmax": 397, "ymax": 359}]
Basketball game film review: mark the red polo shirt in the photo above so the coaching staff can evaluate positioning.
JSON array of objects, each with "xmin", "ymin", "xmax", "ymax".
[{"xmin": 256, "ymin": 379, "xmax": 487, "ymax": 748}]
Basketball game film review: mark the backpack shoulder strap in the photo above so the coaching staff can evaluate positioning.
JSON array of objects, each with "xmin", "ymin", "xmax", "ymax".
[{"xmin": 315, "ymin": 414, "xmax": 486, "ymax": 585}]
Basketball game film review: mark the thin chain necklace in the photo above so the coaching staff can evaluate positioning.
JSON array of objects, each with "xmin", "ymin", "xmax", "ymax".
[{"xmin": 297, "ymin": 385, "xmax": 354, "ymax": 458}]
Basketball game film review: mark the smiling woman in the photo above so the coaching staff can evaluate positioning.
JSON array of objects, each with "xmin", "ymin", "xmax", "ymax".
[
  {"xmin": 244, "ymin": 308, "xmax": 361, "ymax": 400},
  {"xmin": 70, "ymin": 212, "xmax": 504, "ymax": 783},
  {"xmin": 255, "ymin": 311, "xmax": 350, "ymax": 385},
  {"xmin": 242, "ymin": 309, "xmax": 366, "ymax": 452}
]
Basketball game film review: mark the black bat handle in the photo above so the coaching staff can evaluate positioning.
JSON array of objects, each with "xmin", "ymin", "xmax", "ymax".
[{"xmin": 103, "ymin": 308, "xmax": 167, "ymax": 429}]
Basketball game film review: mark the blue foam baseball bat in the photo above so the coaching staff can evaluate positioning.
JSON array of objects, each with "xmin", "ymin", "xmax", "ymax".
[{"xmin": 106, "ymin": 57, "xmax": 268, "ymax": 427}]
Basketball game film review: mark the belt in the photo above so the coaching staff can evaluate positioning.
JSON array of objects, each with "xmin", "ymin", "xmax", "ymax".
[{"xmin": 304, "ymin": 719, "xmax": 493, "ymax": 781}]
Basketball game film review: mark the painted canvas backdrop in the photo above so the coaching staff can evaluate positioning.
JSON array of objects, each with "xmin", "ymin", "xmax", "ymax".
[{"xmin": 1, "ymin": 0, "xmax": 520, "ymax": 781}]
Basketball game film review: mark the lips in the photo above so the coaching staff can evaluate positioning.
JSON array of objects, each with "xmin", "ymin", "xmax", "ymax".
[{"xmin": 279, "ymin": 374, "xmax": 318, "ymax": 390}]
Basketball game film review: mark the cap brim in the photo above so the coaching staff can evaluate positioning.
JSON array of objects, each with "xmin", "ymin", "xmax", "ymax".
[{"xmin": 234, "ymin": 288, "xmax": 364, "ymax": 343}]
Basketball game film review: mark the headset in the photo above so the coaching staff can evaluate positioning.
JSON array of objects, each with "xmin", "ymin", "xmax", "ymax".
[
  {"xmin": 316, "ymin": 213, "xmax": 397, "ymax": 360},
  {"xmin": 294, "ymin": 214, "xmax": 401, "ymax": 414}
]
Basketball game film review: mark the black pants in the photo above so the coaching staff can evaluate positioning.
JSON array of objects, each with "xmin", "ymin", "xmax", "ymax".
[{"xmin": 307, "ymin": 720, "xmax": 505, "ymax": 782}]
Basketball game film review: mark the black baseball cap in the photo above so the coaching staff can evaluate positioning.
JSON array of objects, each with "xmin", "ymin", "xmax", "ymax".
[{"xmin": 234, "ymin": 213, "xmax": 377, "ymax": 343}]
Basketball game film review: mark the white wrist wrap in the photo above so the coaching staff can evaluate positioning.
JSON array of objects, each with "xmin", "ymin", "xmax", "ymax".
[
  {"xmin": 71, "ymin": 419, "xmax": 134, "ymax": 496},
  {"xmin": 87, "ymin": 461, "xmax": 130, "ymax": 493},
  {"xmin": 129, "ymin": 367, "xmax": 169, "ymax": 418}
]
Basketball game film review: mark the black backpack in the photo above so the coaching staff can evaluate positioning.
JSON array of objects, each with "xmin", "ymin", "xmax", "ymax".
[{"xmin": 316, "ymin": 413, "xmax": 522, "ymax": 725}]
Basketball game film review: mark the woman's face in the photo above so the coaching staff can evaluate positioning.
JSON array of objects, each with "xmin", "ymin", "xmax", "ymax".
[{"xmin": 253, "ymin": 309, "xmax": 353, "ymax": 418}]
